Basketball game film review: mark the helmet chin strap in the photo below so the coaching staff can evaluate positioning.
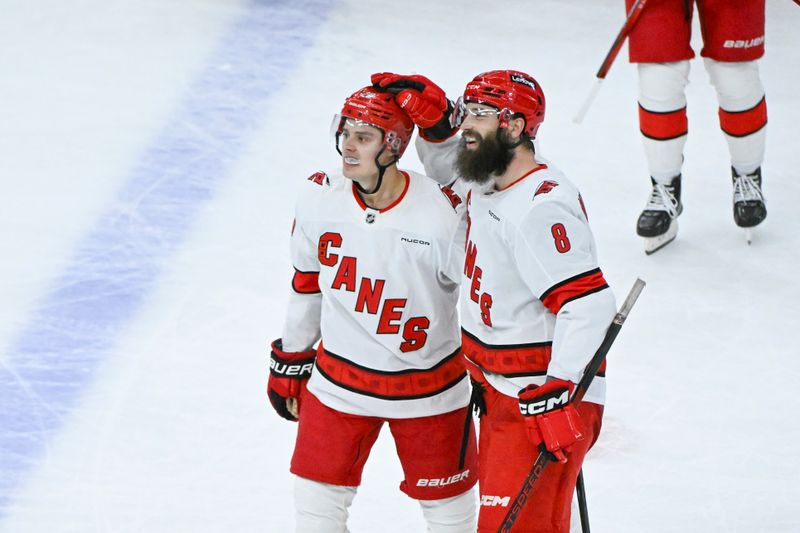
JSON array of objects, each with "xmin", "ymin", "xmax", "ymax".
[{"xmin": 353, "ymin": 146, "xmax": 397, "ymax": 196}]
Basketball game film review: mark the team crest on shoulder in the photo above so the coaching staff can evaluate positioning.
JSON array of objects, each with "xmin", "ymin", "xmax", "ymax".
[
  {"xmin": 533, "ymin": 180, "xmax": 559, "ymax": 199},
  {"xmin": 307, "ymin": 171, "xmax": 329, "ymax": 186},
  {"xmin": 439, "ymin": 185, "xmax": 463, "ymax": 210}
]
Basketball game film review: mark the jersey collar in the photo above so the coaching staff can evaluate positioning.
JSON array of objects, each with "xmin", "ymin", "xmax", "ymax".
[
  {"xmin": 352, "ymin": 171, "xmax": 410, "ymax": 213},
  {"xmin": 495, "ymin": 164, "xmax": 548, "ymax": 192}
]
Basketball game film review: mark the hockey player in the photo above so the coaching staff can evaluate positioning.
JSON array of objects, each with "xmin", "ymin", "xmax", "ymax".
[
  {"xmin": 373, "ymin": 70, "xmax": 617, "ymax": 532},
  {"xmin": 267, "ymin": 85, "xmax": 478, "ymax": 532},
  {"xmin": 628, "ymin": 0, "xmax": 768, "ymax": 252}
]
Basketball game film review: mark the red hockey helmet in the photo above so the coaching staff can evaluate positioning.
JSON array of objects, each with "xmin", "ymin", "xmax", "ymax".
[
  {"xmin": 337, "ymin": 86, "xmax": 415, "ymax": 159},
  {"xmin": 462, "ymin": 70, "xmax": 546, "ymax": 138}
]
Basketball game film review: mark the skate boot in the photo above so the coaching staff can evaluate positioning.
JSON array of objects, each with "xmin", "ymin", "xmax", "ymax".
[
  {"xmin": 732, "ymin": 167, "xmax": 766, "ymax": 240},
  {"xmin": 636, "ymin": 175, "xmax": 683, "ymax": 254}
]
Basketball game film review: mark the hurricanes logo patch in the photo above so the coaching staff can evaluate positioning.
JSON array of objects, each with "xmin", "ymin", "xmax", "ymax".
[
  {"xmin": 307, "ymin": 171, "xmax": 327, "ymax": 186},
  {"xmin": 439, "ymin": 185, "xmax": 463, "ymax": 210},
  {"xmin": 534, "ymin": 180, "xmax": 559, "ymax": 198}
]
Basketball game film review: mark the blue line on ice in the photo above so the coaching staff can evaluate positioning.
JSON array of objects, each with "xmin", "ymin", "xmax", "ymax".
[{"xmin": 0, "ymin": 0, "xmax": 336, "ymax": 516}]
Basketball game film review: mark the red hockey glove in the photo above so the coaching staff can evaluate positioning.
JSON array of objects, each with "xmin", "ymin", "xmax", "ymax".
[
  {"xmin": 371, "ymin": 72, "xmax": 457, "ymax": 141},
  {"xmin": 518, "ymin": 379, "xmax": 586, "ymax": 463},
  {"xmin": 268, "ymin": 339, "xmax": 316, "ymax": 422}
]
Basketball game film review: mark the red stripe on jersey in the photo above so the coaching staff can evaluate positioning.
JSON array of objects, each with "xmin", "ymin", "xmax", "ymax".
[
  {"xmin": 638, "ymin": 105, "xmax": 688, "ymax": 140},
  {"xmin": 315, "ymin": 345, "xmax": 467, "ymax": 400},
  {"xmin": 462, "ymin": 329, "xmax": 607, "ymax": 378},
  {"xmin": 292, "ymin": 269, "xmax": 320, "ymax": 294},
  {"xmin": 540, "ymin": 269, "xmax": 609, "ymax": 315},
  {"xmin": 719, "ymin": 97, "xmax": 767, "ymax": 137},
  {"xmin": 461, "ymin": 329, "xmax": 551, "ymax": 376}
]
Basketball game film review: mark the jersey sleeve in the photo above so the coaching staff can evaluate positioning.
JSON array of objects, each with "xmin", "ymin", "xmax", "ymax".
[
  {"xmin": 280, "ymin": 203, "xmax": 322, "ymax": 352},
  {"xmin": 440, "ymin": 200, "xmax": 467, "ymax": 287},
  {"xmin": 416, "ymin": 135, "xmax": 460, "ymax": 187},
  {"xmin": 512, "ymin": 200, "xmax": 616, "ymax": 383}
]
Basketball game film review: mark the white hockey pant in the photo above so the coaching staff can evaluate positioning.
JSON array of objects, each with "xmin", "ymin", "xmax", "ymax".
[
  {"xmin": 638, "ymin": 59, "xmax": 766, "ymax": 181},
  {"xmin": 638, "ymin": 61, "xmax": 690, "ymax": 182},
  {"xmin": 294, "ymin": 476, "xmax": 477, "ymax": 533},
  {"xmin": 704, "ymin": 58, "xmax": 766, "ymax": 174},
  {"xmin": 419, "ymin": 488, "xmax": 478, "ymax": 533}
]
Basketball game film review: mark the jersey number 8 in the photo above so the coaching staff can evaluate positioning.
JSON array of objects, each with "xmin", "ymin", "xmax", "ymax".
[{"xmin": 551, "ymin": 223, "xmax": 571, "ymax": 253}]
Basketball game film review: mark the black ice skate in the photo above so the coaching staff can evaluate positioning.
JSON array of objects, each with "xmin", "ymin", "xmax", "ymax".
[
  {"xmin": 732, "ymin": 167, "xmax": 766, "ymax": 244},
  {"xmin": 636, "ymin": 175, "xmax": 683, "ymax": 255}
]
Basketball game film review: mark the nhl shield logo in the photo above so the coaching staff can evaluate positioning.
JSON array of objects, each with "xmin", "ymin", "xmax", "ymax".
[{"xmin": 365, "ymin": 211, "xmax": 376, "ymax": 224}]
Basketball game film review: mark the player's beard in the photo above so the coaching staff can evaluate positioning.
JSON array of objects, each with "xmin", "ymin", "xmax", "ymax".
[{"xmin": 455, "ymin": 128, "xmax": 514, "ymax": 184}]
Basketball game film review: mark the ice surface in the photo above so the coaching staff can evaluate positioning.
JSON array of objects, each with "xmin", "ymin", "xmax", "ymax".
[{"xmin": 1, "ymin": 0, "xmax": 798, "ymax": 531}]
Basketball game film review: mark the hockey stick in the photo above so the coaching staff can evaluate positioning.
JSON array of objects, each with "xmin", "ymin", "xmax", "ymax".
[
  {"xmin": 576, "ymin": 470, "xmax": 591, "ymax": 533},
  {"xmin": 498, "ymin": 278, "xmax": 646, "ymax": 533},
  {"xmin": 573, "ymin": 0, "xmax": 649, "ymax": 124}
]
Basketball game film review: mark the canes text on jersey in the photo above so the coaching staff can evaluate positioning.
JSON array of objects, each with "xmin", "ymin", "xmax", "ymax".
[
  {"xmin": 318, "ymin": 232, "xmax": 430, "ymax": 352},
  {"xmin": 464, "ymin": 204, "xmax": 493, "ymax": 327}
]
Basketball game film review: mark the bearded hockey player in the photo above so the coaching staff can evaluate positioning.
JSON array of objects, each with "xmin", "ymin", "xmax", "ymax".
[
  {"xmin": 627, "ymin": 0, "xmax": 769, "ymax": 251},
  {"xmin": 374, "ymin": 69, "xmax": 618, "ymax": 533},
  {"xmin": 267, "ymin": 85, "xmax": 478, "ymax": 532}
]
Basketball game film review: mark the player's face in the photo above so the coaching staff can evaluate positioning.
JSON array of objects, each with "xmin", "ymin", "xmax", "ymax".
[
  {"xmin": 455, "ymin": 106, "xmax": 515, "ymax": 183},
  {"xmin": 339, "ymin": 120, "xmax": 387, "ymax": 183},
  {"xmin": 459, "ymin": 103, "xmax": 502, "ymax": 150}
]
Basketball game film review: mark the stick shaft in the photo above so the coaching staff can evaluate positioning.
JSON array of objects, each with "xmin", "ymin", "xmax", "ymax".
[
  {"xmin": 596, "ymin": 0, "xmax": 649, "ymax": 79},
  {"xmin": 497, "ymin": 278, "xmax": 646, "ymax": 533}
]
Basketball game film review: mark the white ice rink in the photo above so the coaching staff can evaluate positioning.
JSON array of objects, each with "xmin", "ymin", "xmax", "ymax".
[{"xmin": 1, "ymin": 1, "xmax": 799, "ymax": 531}]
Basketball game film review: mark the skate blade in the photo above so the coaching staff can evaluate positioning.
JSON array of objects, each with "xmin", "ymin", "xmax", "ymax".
[
  {"xmin": 744, "ymin": 227, "xmax": 753, "ymax": 245},
  {"xmin": 643, "ymin": 220, "xmax": 678, "ymax": 255}
]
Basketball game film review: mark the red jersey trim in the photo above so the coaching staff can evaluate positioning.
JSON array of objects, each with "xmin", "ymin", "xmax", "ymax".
[
  {"xmin": 540, "ymin": 268, "xmax": 609, "ymax": 315},
  {"xmin": 461, "ymin": 328, "xmax": 552, "ymax": 377},
  {"xmin": 496, "ymin": 164, "xmax": 548, "ymax": 192},
  {"xmin": 315, "ymin": 345, "xmax": 467, "ymax": 400},
  {"xmin": 291, "ymin": 268, "xmax": 321, "ymax": 294},
  {"xmin": 351, "ymin": 171, "xmax": 410, "ymax": 213},
  {"xmin": 719, "ymin": 97, "xmax": 767, "ymax": 138},
  {"xmin": 461, "ymin": 328, "xmax": 607, "ymax": 379}
]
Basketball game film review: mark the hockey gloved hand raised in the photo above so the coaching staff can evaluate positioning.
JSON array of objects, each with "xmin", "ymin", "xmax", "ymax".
[
  {"xmin": 518, "ymin": 379, "xmax": 586, "ymax": 463},
  {"xmin": 371, "ymin": 72, "xmax": 457, "ymax": 142},
  {"xmin": 268, "ymin": 339, "xmax": 316, "ymax": 422}
]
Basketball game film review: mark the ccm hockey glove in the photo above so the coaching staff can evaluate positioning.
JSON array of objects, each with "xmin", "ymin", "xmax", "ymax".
[
  {"xmin": 371, "ymin": 72, "xmax": 457, "ymax": 141},
  {"xmin": 268, "ymin": 339, "xmax": 316, "ymax": 422},
  {"xmin": 518, "ymin": 379, "xmax": 586, "ymax": 463}
]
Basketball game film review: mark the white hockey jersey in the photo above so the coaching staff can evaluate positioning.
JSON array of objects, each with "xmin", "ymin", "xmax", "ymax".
[
  {"xmin": 418, "ymin": 137, "xmax": 617, "ymax": 405},
  {"xmin": 281, "ymin": 169, "xmax": 470, "ymax": 418}
]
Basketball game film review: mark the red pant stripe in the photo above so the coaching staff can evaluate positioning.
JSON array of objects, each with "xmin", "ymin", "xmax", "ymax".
[
  {"xmin": 639, "ymin": 104, "xmax": 688, "ymax": 140},
  {"xmin": 292, "ymin": 269, "xmax": 320, "ymax": 294},
  {"xmin": 719, "ymin": 97, "xmax": 767, "ymax": 138},
  {"xmin": 315, "ymin": 345, "xmax": 467, "ymax": 399}
]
